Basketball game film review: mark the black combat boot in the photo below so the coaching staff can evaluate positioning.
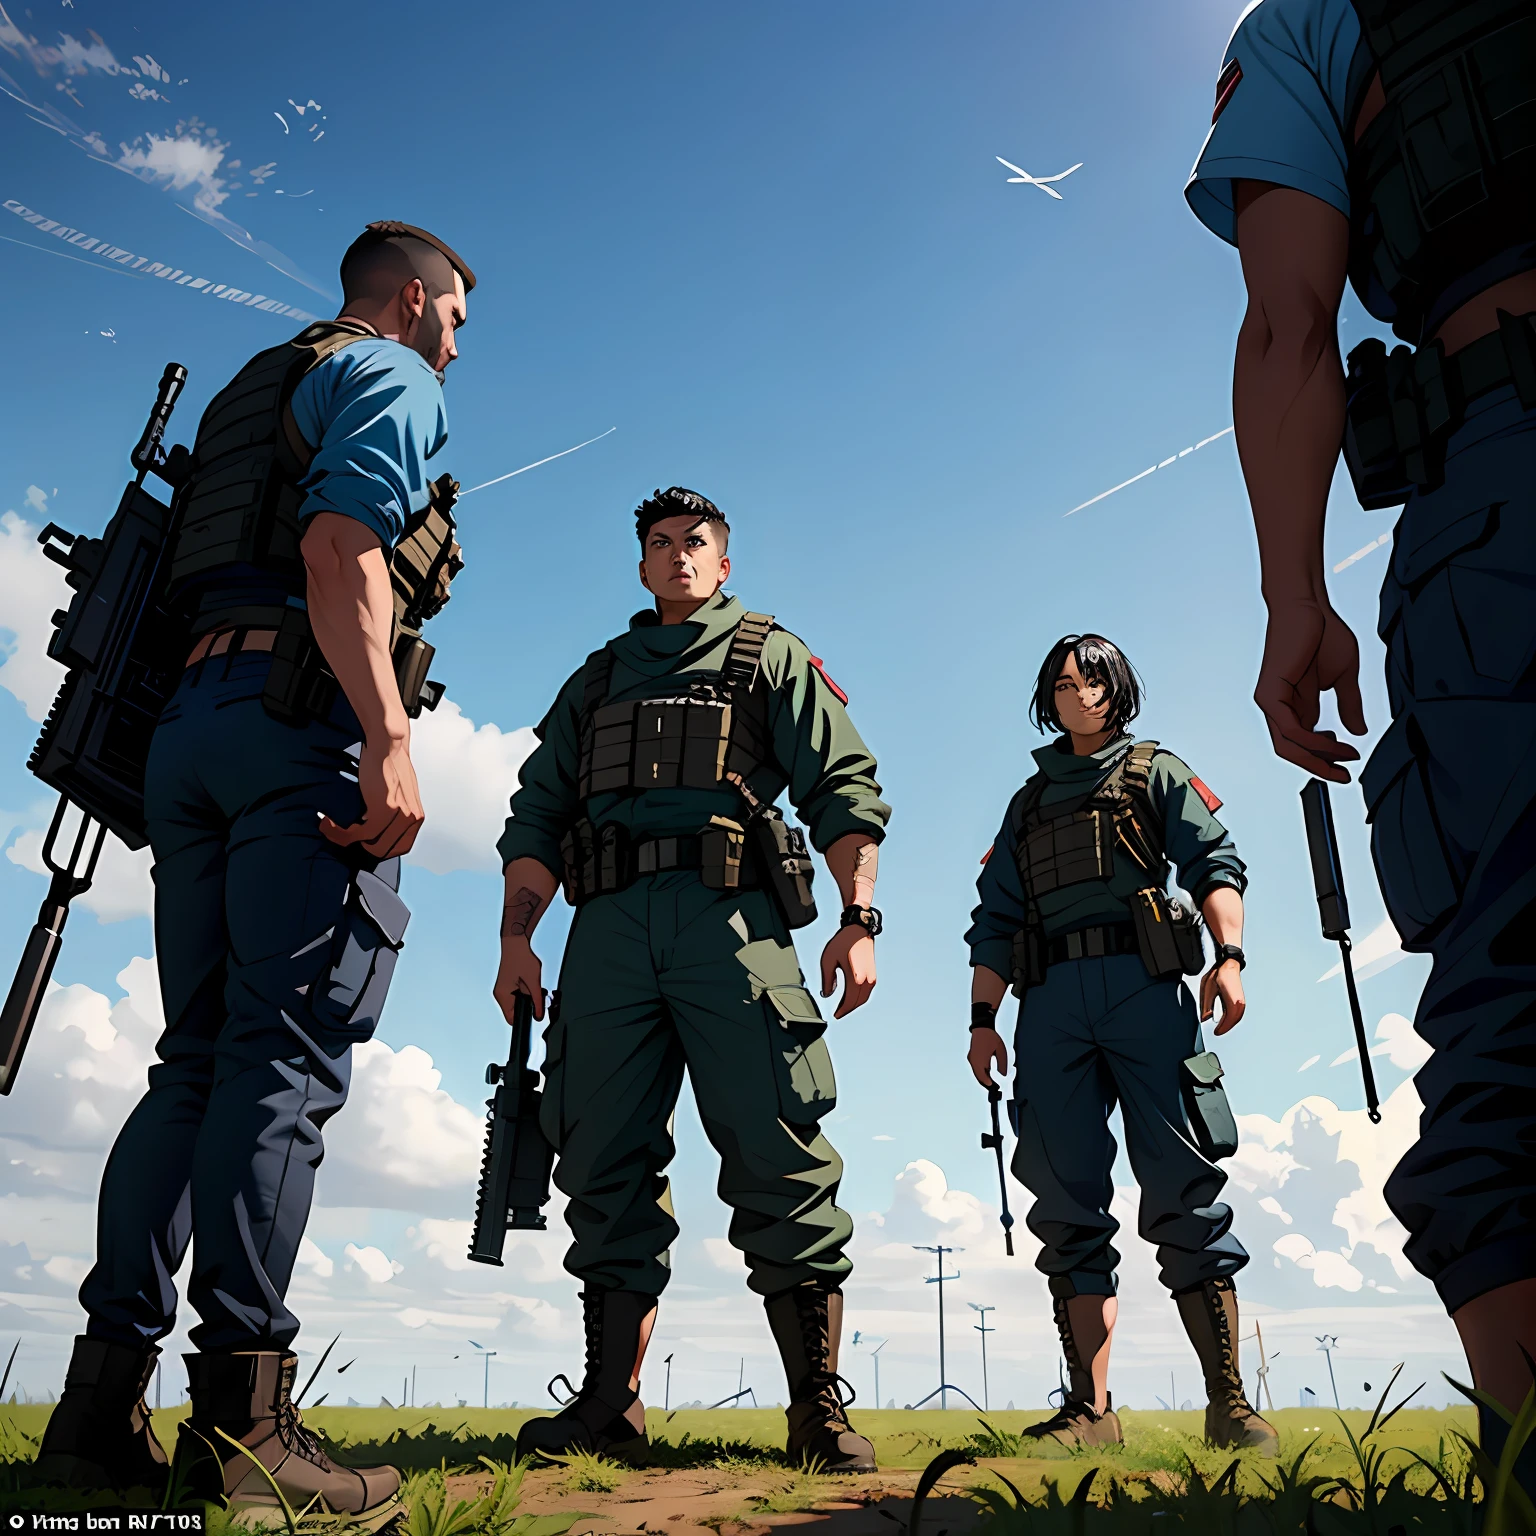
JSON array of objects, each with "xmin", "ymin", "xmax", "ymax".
[
  {"xmin": 33, "ymin": 1336, "xmax": 170, "ymax": 1494},
  {"xmin": 1021, "ymin": 1289, "xmax": 1123, "ymax": 1448},
  {"xmin": 1175, "ymin": 1278, "xmax": 1279, "ymax": 1457},
  {"xmin": 764, "ymin": 1280, "xmax": 876, "ymax": 1473},
  {"xmin": 515, "ymin": 1289, "xmax": 654, "ymax": 1460},
  {"xmin": 170, "ymin": 1351, "xmax": 401, "ymax": 1523}
]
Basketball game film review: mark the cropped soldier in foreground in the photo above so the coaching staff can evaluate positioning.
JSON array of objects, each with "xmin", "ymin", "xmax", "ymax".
[
  {"xmin": 494, "ymin": 487, "xmax": 889, "ymax": 1472},
  {"xmin": 34, "ymin": 222, "xmax": 475, "ymax": 1523},
  {"xmin": 1186, "ymin": 0, "xmax": 1536, "ymax": 1484},
  {"xmin": 967, "ymin": 635, "xmax": 1276, "ymax": 1456}
]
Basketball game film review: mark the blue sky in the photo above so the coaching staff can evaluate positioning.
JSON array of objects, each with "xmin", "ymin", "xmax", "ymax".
[{"xmin": 1, "ymin": 0, "xmax": 1461, "ymax": 1415}]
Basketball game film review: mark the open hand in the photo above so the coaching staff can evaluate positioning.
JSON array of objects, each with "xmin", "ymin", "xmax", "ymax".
[
  {"xmin": 1254, "ymin": 598, "xmax": 1367, "ymax": 782},
  {"xmin": 321, "ymin": 734, "xmax": 425, "ymax": 858},
  {"xmin": 820, "ymin": 926, "xmax": 876, "ymax": 1019},
  {"xmin": 1201, "ymin": 959, "xmax": 1246, "ymax": 1035}
]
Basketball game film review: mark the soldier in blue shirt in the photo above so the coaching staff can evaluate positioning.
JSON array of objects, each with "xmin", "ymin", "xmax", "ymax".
[
  {"xmin": 35, "ymin": 223, "xmax": 475, "ymax": 1522},
  {"xmin": 1186, "ymin": 0, "xmax": 1536, "ymax": 1481},
  {"xmin": 967, "ymin": 635, "xmax": 1276, "ymax": 1456}
]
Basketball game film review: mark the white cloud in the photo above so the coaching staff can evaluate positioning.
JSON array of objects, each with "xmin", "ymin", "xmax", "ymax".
[
  {"xmin": 407, "ymin": 1218, "xmax": 476, "ymax": 1273},
  {"xmin": 24, "ymin": 486, "xmax": 48, "ymax": 514},
  {"xmin": 42, "ymin": 1254, "xmax": 90, "ymax": 1287},
  {"xmin": 1319, "ymin": 917, "xmax": 1410, "ymax": 983},
  {"xmin": 343, "ymin": 1243, "xmax": 403, "ymax": 1284},
  {"xmin": 7, "ymin": 820, "xmax": 154, "ymax": 923},
  {"xmin": 407, "ymin": 700, "xmax": 538, "ymax": 875},
  {"xmin": 1373, "ymin": 1012, "xmax": 1432, "ymax": 1070},
  {"xmin": 0, "ymin": 510, "xmax": 70, "ymax": 721},
  {"xmin": 115, "ymin": 122, "xmax": 231, "ymax": 215},
  {"xmin": 296, "ymin": 1238, "xmax": 334, "ymax": 1279},
  {"xmin": 318, "ymin": 1040, "xmax": 484, "ymax": 1211},
  {"xmin": 1298, "ymin": 1054, "xmax": 1319, "ymax": 1072}
]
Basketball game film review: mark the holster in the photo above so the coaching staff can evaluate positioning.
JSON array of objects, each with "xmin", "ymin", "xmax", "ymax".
[
  {"xmin": 1180, "ymin": 1046, "xmax": 1238, "ymax": 1161},
  {"xmin": 700, "ymin": 816, "xmax": 747, "ymax": 892},
  {"xmin": 748, "ymin": 807, "xmax": 817, "ymax": 929},
  {"xmin": 1342, "ymin": 336, "xmax": 1459, "ymax": 509},
  {"xmin": 261, "ymin": 606, "xmax": 338, "ymax": 726},
  {"xmin": 1129, "ymin": 887, "xmax": 1204, "ymax": 981}
]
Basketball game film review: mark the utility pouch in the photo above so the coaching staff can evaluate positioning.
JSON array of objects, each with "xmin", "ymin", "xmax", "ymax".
[
  {"xmin": 700, "ymin": 816, "xmax": 747, "ymax": 892},
  {"xmin": 560, "ymin": 819, "xmax": 627, "ymax": 907},
  {"xmin": 1009, "ymin": 922, "xmax": 1047, "ymax": 998},
  {"xmin": 393, "ymin": 633, "xmax": 444, "ymax": 719},
  {"xmin": 750, "ymin": 808, "xmax": 817, "ymax": 929},
  {"xmin": 1180, "ymin": 1049, "xmax": 1238, "ymax": 1161},
  {"xmin": 1130, "ymin": 887, "xmax": 1204, "ymax": 980},
  {"xmin": 1342, "ymin": 337, "xmax": 1458, "ymax": 509},
  {"xmin": 261, "ymin": 606, "xmax": 337, "ymax": 726}
]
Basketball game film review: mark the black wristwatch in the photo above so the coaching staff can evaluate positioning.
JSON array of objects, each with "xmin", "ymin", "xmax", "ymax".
[
  {"xmin": 970, "ymin": 1000, "xmax": 998, "ymax": 1032},
  {"xmin": 1213, "ymin": 943, "xmax": 1246, "ymax": 970},
  {"xmin": 839, "ymin": 904, "xmax": 883, "ymax": 937}
]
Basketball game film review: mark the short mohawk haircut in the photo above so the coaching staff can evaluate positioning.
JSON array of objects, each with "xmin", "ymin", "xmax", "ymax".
[
  {"xmin": 635, "ymin": 486, "xmax": 729, "ymax": 543},
  {"xmin": 340, "ymin": 221, "xmax": 477, "ymax": 305}
]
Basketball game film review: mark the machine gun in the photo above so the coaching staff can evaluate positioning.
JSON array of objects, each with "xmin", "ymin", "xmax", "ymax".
[
  {"xmin": 1300, "ymin": 778, "xmax": 1382, "ymax": 1125},
  {"xmin": 2, "ymin": 364, "xmax": 191, "ymax": 1095},
  {"xmin": 468, "ymin": 990, "xmax": 555, "ymax": 1264},
  {"xmin": 981, "ymin": 1083, "xmax": 1016, "ymax": 1256}
]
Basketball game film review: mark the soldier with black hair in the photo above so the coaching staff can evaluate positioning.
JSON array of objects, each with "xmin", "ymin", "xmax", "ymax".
[
  {"xmin": 34, "ymin": 221, "xmax": 476, "ymax": 1521},
  {"xmin": 966, "ymin": 634, "xmax": 1276, "ymax": 1456},
  {"xmin": 494, "ymin": 487, "xmax": 890, "ymax": 1472}
]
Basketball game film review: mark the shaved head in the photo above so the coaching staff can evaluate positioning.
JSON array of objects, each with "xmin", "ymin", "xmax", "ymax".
[{"xmin": 340, "ymin": 221, "xmax": 476, "ymax": 306}]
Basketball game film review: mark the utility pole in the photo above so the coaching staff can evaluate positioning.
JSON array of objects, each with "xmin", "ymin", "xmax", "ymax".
[
  {"xmin": 469, "ymin": 1340, "xmax": 497, "ymax": 1410},
  {"xmin": 914, "ymin": 1244, "xmax": 964, "ymax": 1409},
  {"xmin": 1244, "ymin": 1323, "xmax": 1277, "ymax": 1413},
  {"xmin": 1316, "ymin": 1336, "xmax": 1340, "ymax": 1409},
  {"xmin": 968, "ymin": 1304, "xmax": 996, "ymax": 1413},
  {"xmin": 664, "ymin": 1353, "xmax": 673, "ymax": 1412},
  {"xmin": 411, "ymin": 1365, "xmax": 417, "ymax": 1409}
]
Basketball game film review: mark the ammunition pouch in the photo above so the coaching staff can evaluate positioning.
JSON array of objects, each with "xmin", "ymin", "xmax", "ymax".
[
  {"xmin": 748, "ymin": 806, "xmax": 817, "ymax": 929},
  {"xmin": 1008, "ymin": 921, "xmax": 1047, "ymax": 999},
  {"xmin": 560, "ymin": 818, "xmax": 760, "ymax": 906},
  {"xmin": 1180, "ymin": 1047, "xmax": 1238, "ymax": 1161},
  {"xmin": 260, "ymin": 605, "xmax": 339, "ymax": 725},
  {"xmin": 1023, "ymin": 807, "xmax": 1116, "ymax": 895},
  {"xmin": 1128, "ymin": 887, "xmax": 1205, "ymax": 981}
]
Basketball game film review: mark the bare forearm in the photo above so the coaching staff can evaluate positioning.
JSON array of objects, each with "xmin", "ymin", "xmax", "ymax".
[
  {"xmin": 824, "ymin": 832, "xmax": 878, "ymax": 909},
  {"xmin": 1201, "ymin": 886, "xmax": 1244, "ymax": 949},
  {"xmin": 971, "ymin": 965, "xmax": 1008, "ymax": 1009},
  {"xmin": 302, "ymin": 517, "xmax": 407, "ymax": 745},
  {"xmin": 1233, "ymin": 185, "xmax": 1349, "ymax": 604},
  {"xmin": 502, "ymin": 858, "xmax": 559, "ymax": 941}
]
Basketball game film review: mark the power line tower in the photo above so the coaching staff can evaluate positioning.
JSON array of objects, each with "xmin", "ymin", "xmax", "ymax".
[
  {"xmin": 909, "ymin": 1245, "xmax": 980, "ymax": 1410},
  {"xmin": 968, "ymin": 1303, "xmax": 996, "ymax": 1413}
]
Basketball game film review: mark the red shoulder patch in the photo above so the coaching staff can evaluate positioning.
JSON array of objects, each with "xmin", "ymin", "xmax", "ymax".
[
  {"xmin": 809, "ymin": 656, "xmax": 849, "ymax": 705},
  {"xmin": 980, "ymin": 844, "xmax": 994, "ymax": 865},
  {"xmin": 1212, "ymin": 57, "xmax": 1242, "ymax": 123},
  {"xmin": 1190, "ymin": 776, "xmax": 1223, "ymax": 814}
]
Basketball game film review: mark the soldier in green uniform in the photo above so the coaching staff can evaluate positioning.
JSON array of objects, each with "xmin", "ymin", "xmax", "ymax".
[
  {"xmin": 966, "ymin": 634, "xmax": 1277, "ymax": 1456},
  {"xmin": 493, "ymin": 487, "xmax": 889, "ymax": 1472}
]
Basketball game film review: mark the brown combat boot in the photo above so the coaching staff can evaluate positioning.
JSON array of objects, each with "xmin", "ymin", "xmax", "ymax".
[
  {"xmin": 765, "ymin": 1280, "xmax": 876, "ymax": 1473},
  {"xmin": 171, "ymin": 1351, "xmax": 401, "ymax": 1522},
  {"xmin": 1175, "ymin": 1278, "xmax": 1279, "ymax": 1457},
  {"xmin": 1021, "ymin": 1291, "xmax": 1124, "ymax": 1448},
  {"xmin": 515, "ymin": 1289, "xmax": 653, "ymax": 1460},
  {"xmin": 33, "ymin": 1336, "xmax": 170, "ymax": 1494}
]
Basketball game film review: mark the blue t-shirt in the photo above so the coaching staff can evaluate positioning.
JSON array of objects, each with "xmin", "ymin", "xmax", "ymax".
[
  {"xmin": 289, "ymin": 335, "xmax": 449, "ymax": 551},
  {"xmin": 1184, "ymin": 0, "xmax": 1370, "ymax": 248}
]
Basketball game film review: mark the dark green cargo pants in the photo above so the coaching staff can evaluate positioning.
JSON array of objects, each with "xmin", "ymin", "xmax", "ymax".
[{"xmin": 542, "ymin": 871, "xmax": 854, "ymax": 1297}]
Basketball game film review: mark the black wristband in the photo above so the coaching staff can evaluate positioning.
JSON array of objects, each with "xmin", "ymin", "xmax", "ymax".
[
  {"xmin": 839, "ymin": 904, "xmax": 883, "ymax": 937},
  {"xmin": 970, "ymin": 1000, "xmax": 998, "ymax": 1031},
  {"xmin": 1213, "ymin": 943, "xmax": 1246, "ymax": 970}
]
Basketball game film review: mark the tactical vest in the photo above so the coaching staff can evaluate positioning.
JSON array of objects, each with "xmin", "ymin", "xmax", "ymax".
[
  {"xmin": 575, "ymin": 612, "xmax": 776, "ymax": 802},
  {"xmin": 168, "ymin": 320, "xmax": 378, "ymax": 625},
  {"xmin": 1348, "ymin": 0, "xmax": 1536, "ymax": 342},
  {"xmin": 1009, "ymin": 742, "xmax": 1165, "ymax": 899}
]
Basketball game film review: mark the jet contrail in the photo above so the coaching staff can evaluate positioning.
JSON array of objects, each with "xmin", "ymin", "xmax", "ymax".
[
  {"xmin": 461, "ymin": 427, "xmax": 617, "ymax": 497},
  {"xmin": 1333, "ymin": 531, "xmax": 1391, "ymax": 573},
  {"xmin": 1063, "ymin": 426, "xmax": 1233, "ymax": 516}
]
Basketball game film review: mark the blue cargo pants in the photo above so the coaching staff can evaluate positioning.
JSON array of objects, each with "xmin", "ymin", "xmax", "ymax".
[
  {"xmin": 78, "ymin": 651, "xmax": 409, "ymax": 1351},
  {"xmin": 1367, "ymin": 382, "xmax": 1536, "ymax": 1314},
  {"xmin": 1010, "ymin": 952, "xmax": 1248, "ymax": 1297}
]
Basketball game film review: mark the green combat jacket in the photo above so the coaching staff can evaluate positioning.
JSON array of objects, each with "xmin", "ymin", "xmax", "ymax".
[{"xmin": 497, "ymin": 593, "xmax": 890, "ymax": 877}]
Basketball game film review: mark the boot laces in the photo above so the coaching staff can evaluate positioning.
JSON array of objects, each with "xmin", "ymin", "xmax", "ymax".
[
  {"xmin": 791, "ymin": 1291, "xmax": 854, "ymax": 1426},
  {"xmin": 274, "ymin": 1392, "xmax": 327, "ymax": 1464}
]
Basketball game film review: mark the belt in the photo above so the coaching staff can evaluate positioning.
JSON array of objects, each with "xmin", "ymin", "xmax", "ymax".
[
  {"xmin": 186, "ymin": 626, "xmax": 278, "ymax": 668},
  {"xmin": 1447, "ymin": 309, "xmax": 1536, "ymax": 411},
  {"xmin": 633, "ymin": 835, "xmax": 705, "ymax": 876},
  {"xmin": 1045, "ymin": 922, "xmax": 1138, "ymax": 967}
]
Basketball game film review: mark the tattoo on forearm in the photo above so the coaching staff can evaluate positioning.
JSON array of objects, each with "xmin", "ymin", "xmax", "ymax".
[{"xmin": 502, "ymin": 887, "xmax": 545, "ymax": 938}]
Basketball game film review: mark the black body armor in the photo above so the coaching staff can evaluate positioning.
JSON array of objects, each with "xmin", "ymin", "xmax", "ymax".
[{"xmin": 1348, "ymin": 0, "xmax": 1536, "ymax": 345}]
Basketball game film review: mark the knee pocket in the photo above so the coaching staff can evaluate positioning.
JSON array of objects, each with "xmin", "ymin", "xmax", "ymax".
[{"xmin": 307, "ymin": 865, "xmax": 409, "ymax": 1043}]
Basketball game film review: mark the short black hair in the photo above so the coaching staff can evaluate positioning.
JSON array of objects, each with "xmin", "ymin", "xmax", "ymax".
[
  {"xmin": 340, "ymin": 221, "xmax": 477, "ymax": 306},
  {"xmin": 1030, "ymin": 634, "xmax": 1143, "ymax": 737},
  {"xmin": 635, "ymin": 486, "xmax": 730, "ymax": 549}
]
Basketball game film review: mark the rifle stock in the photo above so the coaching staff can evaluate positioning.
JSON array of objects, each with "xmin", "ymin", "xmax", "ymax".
[{"xmin": 468, "ymin": 990, "xmax": 555, "ymax": 1265}]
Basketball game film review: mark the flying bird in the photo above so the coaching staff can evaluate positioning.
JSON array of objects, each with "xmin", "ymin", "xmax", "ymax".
[{"xmin": 996, "ymin": 156, "xmax": 1083, "ymax": 199}]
